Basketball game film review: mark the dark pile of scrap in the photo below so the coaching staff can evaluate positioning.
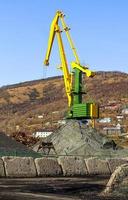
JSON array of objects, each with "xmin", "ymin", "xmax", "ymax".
[{"xmin": 0, "ymin": 132, "xmax": 41, "ymax": 157}]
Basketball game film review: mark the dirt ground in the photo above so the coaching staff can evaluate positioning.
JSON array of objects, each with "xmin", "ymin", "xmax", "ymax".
[{"xmin": 0, "ymin": 176, "xmax": 124, "ymax": 200}]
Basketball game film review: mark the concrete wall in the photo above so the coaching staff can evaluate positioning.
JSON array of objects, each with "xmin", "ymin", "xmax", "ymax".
[{"xmin": 0, "ymin": 156, "xmax": 127, "ymax": 177}]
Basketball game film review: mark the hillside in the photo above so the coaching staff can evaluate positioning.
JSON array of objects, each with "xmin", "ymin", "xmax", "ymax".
[{"xmin": 0, "ymin": 71, "xmax": 128, "ymax": 136}]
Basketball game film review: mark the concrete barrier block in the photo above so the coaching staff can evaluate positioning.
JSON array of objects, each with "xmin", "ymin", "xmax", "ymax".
[
  {"xmin": 35, "ymin": 158, "xmax": 62, "ymax": 176},
  {"xmin": 2, "ymin": 156, "xmax": 37, "ymax": 177},
  {"xmin": 0, "ymin": 158, "xmax": 5, "ymax": 177},
  {"xmin": 107, "ymin": 158, "xmax": 128, "ymax": 173},
  {"xmin": 58, "ymin": 156, "xmax": 88, "ymax": 176},
  {"xmin": 85, "ymin": 157, "xmax": 110, "ymax": 175},
  {"xmin": 103, "ymin": 164, "xmax": 128, "ymax": 194}
]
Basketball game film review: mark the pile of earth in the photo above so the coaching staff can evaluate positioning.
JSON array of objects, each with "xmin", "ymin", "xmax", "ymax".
[
  {"xmin": 0, "ymin": 132, "xmax": 41, "ymax": 158},
  {"xmin": 33, "ymin": 120, "xmax": 128, "ymax": 158}
]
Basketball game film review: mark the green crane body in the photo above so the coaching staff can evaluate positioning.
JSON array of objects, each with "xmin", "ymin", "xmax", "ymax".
[{"xmin": 68, "ymin": 68, "xmax": 97, "ymax": 119}]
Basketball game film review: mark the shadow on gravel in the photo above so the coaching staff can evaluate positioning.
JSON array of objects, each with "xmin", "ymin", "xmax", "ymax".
[{"xmin": 0, "ymin": 177, "xmax": 127, "ymax": 200}]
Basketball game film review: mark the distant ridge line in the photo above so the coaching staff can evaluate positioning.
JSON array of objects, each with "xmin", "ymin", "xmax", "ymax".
[{"xmin": 0, "ymin": 71, "xmax": 127, "ymax": 90}]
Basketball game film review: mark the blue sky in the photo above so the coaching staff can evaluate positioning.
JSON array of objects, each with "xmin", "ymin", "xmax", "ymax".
[{"xmin": 0, "ymin": 0, "xmax": 128, "ymax": 86}]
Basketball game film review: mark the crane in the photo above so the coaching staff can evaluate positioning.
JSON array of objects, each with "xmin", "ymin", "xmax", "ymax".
[{"xmin": 44, "ymin": 11, "xmax": 99, "ymax": 120}]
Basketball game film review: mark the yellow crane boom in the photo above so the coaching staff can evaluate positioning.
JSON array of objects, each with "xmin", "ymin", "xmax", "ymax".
[{"xmin": 44, "ymin": 11, "xmax": 99, "ymax": 120}]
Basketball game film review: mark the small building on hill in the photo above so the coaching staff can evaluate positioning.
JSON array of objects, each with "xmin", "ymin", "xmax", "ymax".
[
  {"xmin": 98, "ymin": 118, "xmax": 111, "ymax": 123},
  {"xmin": 122, "ymin": 108, "xmax": 128, "ymax": 115},
  {"xmin": 103, "ymin": 123, "xmax": 122, "ymax": 135},
  {"xmin": 33, "ymin": 131, "xmax": 53, "ymax": 138}
]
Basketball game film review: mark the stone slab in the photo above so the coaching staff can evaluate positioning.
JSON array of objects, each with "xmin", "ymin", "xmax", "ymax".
[
  {"xmin": 107, "ymin": 158, "xmax": 128, "ymax": 173},
  {"xmin": 85, "ymin": 157, "xmax": 110, "ymax": 175},
  {"xmin": 35, "ymin": 158, "xmax": 62, "ymax": 176},
  {"xmin": 0, "ymin": 158, "xmax": 5, "ymax": 177},
  {"xmin": 58, "ymin": 156, "xmax": 88, "ymax": 176},
  {"xmin": 2, "ymin": 156, "xmax": 37, "ymax": 177}
]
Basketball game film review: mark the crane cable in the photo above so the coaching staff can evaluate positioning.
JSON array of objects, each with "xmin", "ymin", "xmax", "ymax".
[{"xmin": 42, "ymin": 61, "xmax": 48, "ymax": 98}]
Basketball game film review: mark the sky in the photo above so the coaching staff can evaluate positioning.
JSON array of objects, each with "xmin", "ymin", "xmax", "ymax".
[{"xmin": 0, "ymin": 0, "xmax": 128, "ymax": 86}]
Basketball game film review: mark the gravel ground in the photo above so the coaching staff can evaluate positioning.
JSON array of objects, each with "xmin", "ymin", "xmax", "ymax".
[{"xmin": 0, "ymin": 176, "xmax": 125, "ymax": 200}]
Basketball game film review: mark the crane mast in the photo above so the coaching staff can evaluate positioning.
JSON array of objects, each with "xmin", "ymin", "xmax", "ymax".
[{"xmin": 44, "ymin": 11, "xmax": 99, "ymax": 120}]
